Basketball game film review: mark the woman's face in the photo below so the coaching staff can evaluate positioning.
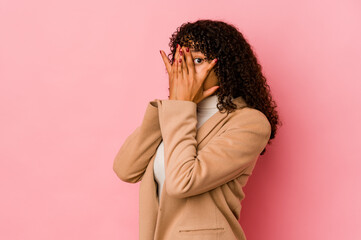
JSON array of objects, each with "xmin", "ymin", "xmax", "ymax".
[{"xmin": 183, "ymin": 47, "xmax": 219, "ymax": 95}]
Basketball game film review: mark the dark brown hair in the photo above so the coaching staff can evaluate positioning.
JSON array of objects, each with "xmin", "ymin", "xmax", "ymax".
[{"xmin": 167, "ymin": 19, "xmax": 282, "ymax": 155}]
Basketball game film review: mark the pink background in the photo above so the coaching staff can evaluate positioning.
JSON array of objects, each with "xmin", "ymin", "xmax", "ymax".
[{"xmin": 1, "ymin": 0, "xmax": 360, "ymax": 239}]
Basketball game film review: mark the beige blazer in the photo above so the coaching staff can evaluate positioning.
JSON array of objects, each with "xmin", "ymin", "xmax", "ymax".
[{"xmin": 113, "ymin": 96, "xmax": 271, "ymax": 240}]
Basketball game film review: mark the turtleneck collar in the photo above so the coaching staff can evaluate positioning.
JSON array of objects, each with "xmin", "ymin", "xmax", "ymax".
[{"xmin": 197, "ymin": 94, "xmax": 219, "ymax": 109}]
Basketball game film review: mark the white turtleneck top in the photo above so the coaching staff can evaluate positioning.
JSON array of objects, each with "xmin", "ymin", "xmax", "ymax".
[{"xmin": 153, "ymin": 95, "xmax": 220, "ymax": 201}]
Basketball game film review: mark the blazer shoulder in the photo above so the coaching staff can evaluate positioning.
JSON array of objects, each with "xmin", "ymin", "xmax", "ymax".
[{"xmin": 225, "ymin": 106, "xmax": 271, "ymax": 136}]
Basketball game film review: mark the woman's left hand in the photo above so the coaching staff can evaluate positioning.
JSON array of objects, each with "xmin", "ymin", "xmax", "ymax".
[{"xmin": 160, "ymin": 44, "xmax": 219, "ymax": 104}]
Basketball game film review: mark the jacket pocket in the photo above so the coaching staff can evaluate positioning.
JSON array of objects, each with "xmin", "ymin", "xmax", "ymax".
[
  {"xmin": 174, "ymin": 195, "xmax": 227, "ymax": 239},
  {"xmin": 179, "ymin": 227, "xmax": 225, "ymax": 233}
]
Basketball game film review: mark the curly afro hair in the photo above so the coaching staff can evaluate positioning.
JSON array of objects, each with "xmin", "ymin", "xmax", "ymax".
[{"xmin": 167, "ymin": 19, "xmax": 282, "ymax": 155}]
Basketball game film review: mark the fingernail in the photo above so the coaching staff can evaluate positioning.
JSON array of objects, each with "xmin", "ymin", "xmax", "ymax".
[
  {"xmin": 214, "ymin": 58, "xmax": 218, "ymax": 63},
  {"xmin": 179, "ymin": 58, "xmax": 182, "ymax": 63},
  {"xmin": 186, "ymin": 47, "xmax": 189, "ymax": 52},
  {"xmin": 159, "ymin": 50, "xmax": 162, "ymax": 55},
  {"xmin": 177, "ymin": 44, "xmax": 180, "ymax": 49}
]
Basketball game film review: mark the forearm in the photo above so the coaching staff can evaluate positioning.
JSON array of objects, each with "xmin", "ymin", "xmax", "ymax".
[{"xmin": 113, "ymin": 100, "xmax": 162, "ymax": 183}]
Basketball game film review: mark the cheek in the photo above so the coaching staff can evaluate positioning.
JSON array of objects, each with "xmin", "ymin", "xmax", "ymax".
[
  {"xmin": 208, "ymin": 69, "xmax": 216, "ymax": 77},
  {"xmin": 193, "ymin": 65, "xmax": 201, "ymax": 73},
  {"xmin": 194, "ymin": 64, "xmax": 207, "ymax": 73}
]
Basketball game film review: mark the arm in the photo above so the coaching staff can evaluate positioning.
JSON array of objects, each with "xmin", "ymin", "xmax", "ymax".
[
  {"xmin": 113, "ymin": 99, "xmax": 162, "ymax": 183},
  {"xmin": 155, "ymin": 99, "xmax": 271, "ymax": 198}
]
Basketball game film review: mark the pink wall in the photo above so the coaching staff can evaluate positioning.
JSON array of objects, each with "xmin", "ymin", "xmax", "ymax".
[{"xmin": 1, "ymin": 0, "xmax": 360, "ymax": 239}]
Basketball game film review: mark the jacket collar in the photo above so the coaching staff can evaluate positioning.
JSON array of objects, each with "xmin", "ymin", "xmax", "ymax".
[{"xmin": 196, "ymin": 96, "xmax": 247, "ymax": 146}]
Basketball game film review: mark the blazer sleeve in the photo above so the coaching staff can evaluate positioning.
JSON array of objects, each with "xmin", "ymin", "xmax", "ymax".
[
  {"xmin": 113, "ymin": 99, "xmax": 162, "ymax": 183},
  {"xmin": 155, "ymin": 99, "xmax": 271, "ymax": 198}
]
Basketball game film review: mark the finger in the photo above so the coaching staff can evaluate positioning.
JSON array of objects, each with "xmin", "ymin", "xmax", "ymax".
[
  {"xmin": 175, "ymin": 47, "xmax": 179, "ymax": 81},
  {"xmin": 171, "ymin": 44, "xmax": 179, "ymax": 79},
  {"xmin": 184, "ymin": 46, "xmax": 195, "ymax": 81},
  {"xmin": 180, "ymin": 46, "xmax": 189, "ymax": 85},
  {"xmin": 203, "ymin": 86, "xmax": 220, "ymax": 98},
  {"xmin": 207, "ymin": 58, "xmax": 218, "ymax": 73},
  {"xmin": 174, "ymin": 44, "xmax": 180, "ymax": 67},
  {"xmin": 160, "ymin": 50, "xmax": 172, "ymax": 74},
  {"xmin": 180, "ymin": 47, "xmax": 187, "ymax": 81},
  {"xmin": 173, "ymin": 50, "xmax": 180, "ymax": 98},
  {"xmin": 180, "ymin": 46, "xmax": 188, "ymax": 74},
  {"xmin": 200, "ymin": 58, "xmax": 218, "ymax": 83},
  {"xmin": 177, "ymin": 46, "xmax": 182, "ymax": 81},
  {"xmin": 170, "ymin": 45, "xmax": 179, "ymax": 97}
]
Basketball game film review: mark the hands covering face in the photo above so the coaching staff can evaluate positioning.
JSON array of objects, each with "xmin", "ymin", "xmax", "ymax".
[{"xmin": 160, "ymin": 44, "xmax": 219, "ymax": 104}]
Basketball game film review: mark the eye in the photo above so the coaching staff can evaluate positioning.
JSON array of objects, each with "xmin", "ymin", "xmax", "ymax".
[{"xmin": 194, "ymin": 58, "xmax": 205, "ymax": 64}]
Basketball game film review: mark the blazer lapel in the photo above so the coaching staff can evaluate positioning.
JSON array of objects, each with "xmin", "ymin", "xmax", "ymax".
[{"xmin": 196, "ymin": 96, "xmax": 247, "ymax": 146}]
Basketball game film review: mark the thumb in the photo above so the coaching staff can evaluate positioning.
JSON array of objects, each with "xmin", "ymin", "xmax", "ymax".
[{"xmin": 203, "ymin": 86, "xmax": 220, "ymax": 98}]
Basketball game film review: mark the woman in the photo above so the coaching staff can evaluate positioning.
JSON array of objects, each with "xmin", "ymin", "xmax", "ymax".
[{"xmin": 113, "ymin": 19, "xmax": 281, "ymax": 240}]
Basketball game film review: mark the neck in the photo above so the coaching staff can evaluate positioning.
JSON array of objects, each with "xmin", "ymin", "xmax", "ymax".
[{"xmin": 197, "ymin": 94, "xmax": 219, "ymax": 109}]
